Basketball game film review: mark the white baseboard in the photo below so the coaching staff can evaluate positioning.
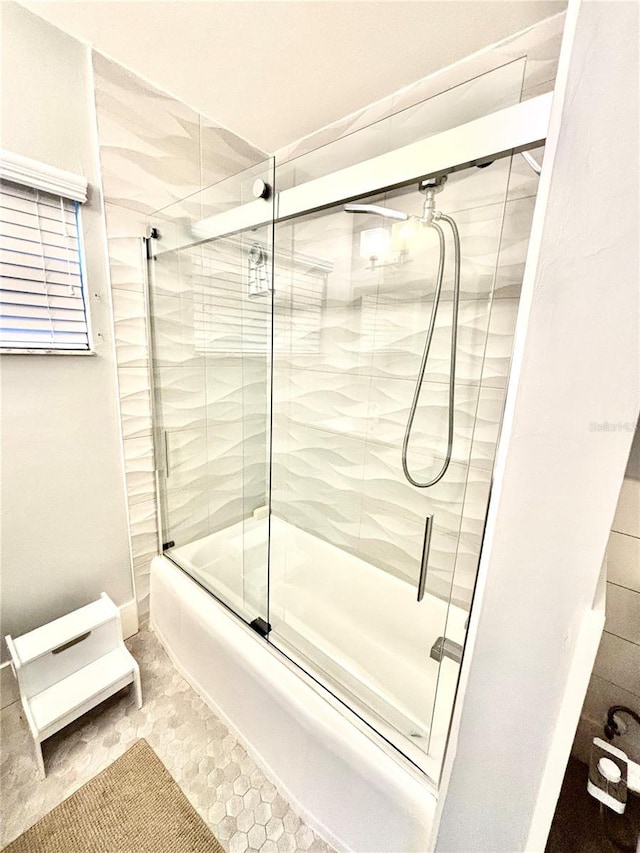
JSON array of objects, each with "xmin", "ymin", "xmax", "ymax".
[
  {"xmin": 119, "ymin": 598, "xmax": 139, "ymax": 639},
  {"xmin": 0, "ymin": 598, "xmax": 139, "ymax": 711}
]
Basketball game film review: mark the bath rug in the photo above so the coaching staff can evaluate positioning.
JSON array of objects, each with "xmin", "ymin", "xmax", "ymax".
[{"xmin": 3, "ymin": 739, "xmax": 223, "ymax": 853}]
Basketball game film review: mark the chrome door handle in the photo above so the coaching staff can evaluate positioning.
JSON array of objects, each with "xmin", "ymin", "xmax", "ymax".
[{"xmin": 417, "ymin": 515, "xmax": 433, "ymax": 602}]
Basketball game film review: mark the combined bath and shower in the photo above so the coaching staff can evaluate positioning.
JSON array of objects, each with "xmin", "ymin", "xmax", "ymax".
[{"xmin": 345, "ymin": 175, "xmax": 460, "ymax": 489}]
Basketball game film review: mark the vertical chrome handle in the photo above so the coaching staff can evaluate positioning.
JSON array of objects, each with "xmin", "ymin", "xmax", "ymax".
[
  {"xmin": 164, "ymin": 430, "xmax": 170, "ymax": 478},
  {"xmin": 417, "ymin": 515, "xmax": 433, "ymax": 602}
]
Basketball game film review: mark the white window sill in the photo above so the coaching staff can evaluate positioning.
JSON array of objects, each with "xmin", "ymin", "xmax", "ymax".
[{"xmin": 0, "ymin": 349, "xmax": 97, "ymax": 356}]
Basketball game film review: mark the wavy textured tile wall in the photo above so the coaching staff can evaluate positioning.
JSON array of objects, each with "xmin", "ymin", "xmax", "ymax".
[
  {"xmin": 150, "ymin": 236, "xmax": 270, "ymax": 555},
  {"xmin": 269, "ymin": 19, "xmax": 561, "ymax": 615},
  {"xmin": 92, "ymin": 13, "xmax": 562, "ymax": 620},
  {"xmin": 271, "ymin": 65, "xmax": 551, "ymax": 609},
  {"xmin": 92, "ymin": 52, "xmax": 266, "ymax": 618}
]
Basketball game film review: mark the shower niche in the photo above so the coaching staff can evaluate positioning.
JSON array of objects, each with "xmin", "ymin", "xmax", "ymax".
[{"xmin": 147, "ymin": 77, "xmax": 549, "ymax": 780}]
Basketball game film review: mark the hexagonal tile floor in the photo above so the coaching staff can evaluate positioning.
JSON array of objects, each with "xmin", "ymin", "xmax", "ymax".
[{"xmin": 0, "ymin": 628, "xmax": 334, "ymax": 853}]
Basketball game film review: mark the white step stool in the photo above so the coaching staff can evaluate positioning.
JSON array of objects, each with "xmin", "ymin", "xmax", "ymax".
[{"xmin": 5, "ymin": 592, "xmax": 142, "ymax": 779}]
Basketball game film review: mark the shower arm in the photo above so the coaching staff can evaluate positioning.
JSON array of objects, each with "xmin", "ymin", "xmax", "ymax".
[{"xmin": 401, "ymin": 212, "xmax": 461, "ymax": 489}]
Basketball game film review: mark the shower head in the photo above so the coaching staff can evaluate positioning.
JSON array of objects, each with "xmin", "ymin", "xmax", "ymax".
[{"xmin": 344, "ymin": 203, "xmax": 409, "ymax": 221}]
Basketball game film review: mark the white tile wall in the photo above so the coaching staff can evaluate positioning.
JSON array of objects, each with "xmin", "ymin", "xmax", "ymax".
[
  {"xmin": 122, "ymin": 435, "xmax": 156, "ymax": 506},
  {"xmin": 612, "ymin": 478, "xmax": 640, "ymax": 537},
  {"xmin": 117, "ymin": 368, "xmax": 154, "ymax": 441},
  {"xmin": 271, "ymin": 153, "xmax": 538, "ymax": 609},
  {"xmin": 608, "ymin": 531, "xmax": 640, "ymax": 593},
  {"xmin": 573, "ymin": 432, "xmax": 640, "ymax": 766},
  {"xmin": 593, "ymin": 632, "xmax": 640, "ymax": 698},
  {"xmin": 112, "ymin": 288, "xmax": 149, "ymax": 368},
  {"xmin": 92, "ymin": 52, "xmax": 266, "ymax": 618},
  {"xmin": 90, "ymin": 15, "xmax": 566, "ymax": 621},
  {"xmin": 605, "ymin": 583, "xmax": 640, "ymax": 645},
  {"xmin": 268, "ymin": 16, "xmax": 565, "ymax": 612}
]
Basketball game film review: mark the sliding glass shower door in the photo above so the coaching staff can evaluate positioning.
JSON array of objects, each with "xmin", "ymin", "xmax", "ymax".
[
  {"xmin": 148, "ymin": 159, "xmax": 275, "ymax": 628},
  {"xmin": 147, "ymin": 97, "xmax": 541, "ymax": 776},
  {"xmin": 268, "ymin": 158, "xmax": 519, "ymax": 768}
]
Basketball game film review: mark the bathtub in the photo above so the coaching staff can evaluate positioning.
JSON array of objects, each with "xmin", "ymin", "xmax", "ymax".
[{"xmin": 151, "ymin": 517, "xmax": 466, "ymax": 852}]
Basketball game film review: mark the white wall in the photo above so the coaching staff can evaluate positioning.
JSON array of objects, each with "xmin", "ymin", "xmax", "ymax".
[
  {"xmin": 0, "ymin": 3, "xmax": 133, "ymax": 657},
  {"xmin": 434, "ymin": 0, "xmax": 639, "ymax": 850}
]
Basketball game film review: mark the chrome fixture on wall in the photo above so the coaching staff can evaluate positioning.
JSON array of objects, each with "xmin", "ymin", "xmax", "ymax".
[
  {"xmin": 430, "ymin": 635, "xmax": 463, "ymax": 664},
  {"xmin": 252, "ymin": 178, "xmax": 272, "ymax": 200},
  {"xmin": 521, "ymin": 150, "xmax": 542, "ymax": 175},
  {"xmin": 247, "ymin": 241, "xmax": 271, "ymax": 297},
  {"xmin": 345, "ymin": 176, "xmax": 461, "ymax": 489},
  {"xmin": 344, "ymin": 203, "xmax": 410, "ymax": 221}
]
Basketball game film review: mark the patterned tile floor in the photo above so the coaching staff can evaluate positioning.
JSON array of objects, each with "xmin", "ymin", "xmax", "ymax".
[{"xmin": 0, "ymin": 628, "xmax": 333, "ymax": 853}]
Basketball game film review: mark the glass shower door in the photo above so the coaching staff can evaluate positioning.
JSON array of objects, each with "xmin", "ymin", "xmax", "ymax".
[
  {"xmin": 148, "ymin": 159, "xmax": 275, "ymax": 627},
  {"xmin": 146, "ymin": 123, "xmax": 539, "ymax": 778},
  {"xmin": 269, "ymin": 157, "xmax": 518, "ymax": 771}
]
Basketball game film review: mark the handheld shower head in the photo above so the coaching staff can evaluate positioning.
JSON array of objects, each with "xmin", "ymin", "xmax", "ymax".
[{"xmin": 344, "ymin": 203, "xmax": 409, "ymax": 221}]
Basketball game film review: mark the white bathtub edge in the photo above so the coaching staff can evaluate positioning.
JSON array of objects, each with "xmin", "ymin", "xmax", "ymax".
[
  {"xmin": 150, "ymin": 615, "xmax": 347, "ymax": 853},
  {"xmin": 151, "ymin": 555, "xmax": 436, "ymax": 853}
]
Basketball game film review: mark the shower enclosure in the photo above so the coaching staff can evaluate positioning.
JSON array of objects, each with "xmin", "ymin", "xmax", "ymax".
[{"xmin": 147, "ymin": 73, "xmax": 548, "ymax": 780}]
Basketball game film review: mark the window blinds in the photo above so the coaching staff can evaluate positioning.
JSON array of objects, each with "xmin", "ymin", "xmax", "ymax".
[
  {"xmin": 189, "ymin": 237, "xmax": 328, "ymax": 356},
  {"xmin": 0, "ymin": 179, "xmax": 89, "ymax": 351}
]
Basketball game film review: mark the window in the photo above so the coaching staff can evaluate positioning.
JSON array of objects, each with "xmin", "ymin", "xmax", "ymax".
[{"xmin": 0, "ymin": 152, "xmax": 89, "ymax": 353}]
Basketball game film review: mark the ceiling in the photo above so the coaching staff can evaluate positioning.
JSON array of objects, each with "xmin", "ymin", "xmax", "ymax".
[{"xmin": 18, "ymin": 0, "xmax": 566, "ymax": 153}]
